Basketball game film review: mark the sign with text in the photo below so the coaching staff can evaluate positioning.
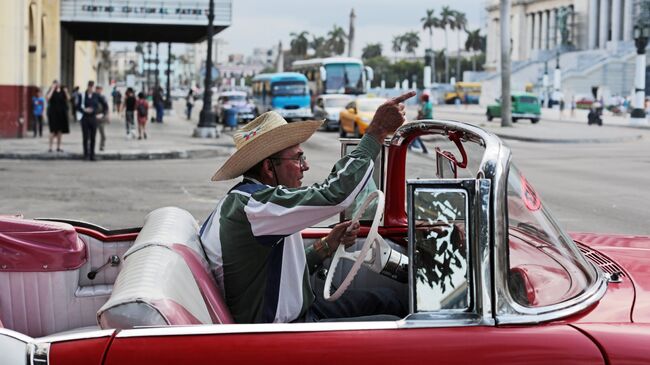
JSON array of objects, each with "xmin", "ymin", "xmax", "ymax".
[{"xmin": 61, "ymin": 0, "xmax": 231, "ymax": 26}]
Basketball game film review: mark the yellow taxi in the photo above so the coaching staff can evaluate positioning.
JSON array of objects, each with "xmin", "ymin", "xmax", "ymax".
[{"xmin": 339, "ymin": 97, "xmax": 387, "ymax": 137}]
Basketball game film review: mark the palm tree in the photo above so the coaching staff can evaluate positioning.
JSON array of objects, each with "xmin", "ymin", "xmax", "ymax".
[
  {"xmin": 464, "ymin": 29, "xmax": 484, "ymax": 71},
  {"xmin": 289, "ymin": 31, "xmax": 309, "ymax": 57},
  {"xmin": 327, "ymin": 25, "xmax": 347, "ymax": 55},
  {"xmin": 391, "ymin": 35, "xmax": 403, "ymax": 62},
  {"xmin": 453, "ymin": 11, "xmax": 467, "ymax": 81},
  {"xmin": 440, "ymin": 6, "xmax": 455, "ymax": 83},
  {"xmin": 421, "ymin": 9, "xmax": 440, "ymax": 83},
  {"xmin": 401, "ymin": 32, "xmax": 420, "ymax": 57},
  {"xmin": 362, "ymin": 43, "xmax": 382, "ymax": 60},
  {"xmin": 310, "ymin": 35, "xmax": 328, "ymax": 57}
]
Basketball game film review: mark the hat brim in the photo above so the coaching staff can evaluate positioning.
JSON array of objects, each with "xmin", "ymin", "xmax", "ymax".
[{"xmin": 211, "ymin": 119, "xmax": 323, "ymax": 181}]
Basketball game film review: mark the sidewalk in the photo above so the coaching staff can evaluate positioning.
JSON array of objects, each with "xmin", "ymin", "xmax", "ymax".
[
  {"xmin": 0, "ymin": 102, "xmax": 234, "ymax": 160},
  {"xmin": 431, "ymin": 104, "xmax": 649, "ymax": 144}
]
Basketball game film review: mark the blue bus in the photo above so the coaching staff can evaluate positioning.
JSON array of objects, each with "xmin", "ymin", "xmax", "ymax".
[{"xmin": 251, "ymin": 72, "xmax": 312, "ymax": 120}]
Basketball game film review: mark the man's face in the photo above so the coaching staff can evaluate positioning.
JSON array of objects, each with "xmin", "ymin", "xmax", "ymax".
[
  {"xmin": 96, "ymin": 87, "xmax": 103, "ymax": 94},
  {"xmin": 271, "ymin": 144, "xmax": 309, "ymax": 188}
]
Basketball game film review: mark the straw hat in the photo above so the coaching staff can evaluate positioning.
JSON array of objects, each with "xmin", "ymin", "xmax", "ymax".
[{"xmin": 211, "ymin": 111, "xmax": 322, "ymax": 181}]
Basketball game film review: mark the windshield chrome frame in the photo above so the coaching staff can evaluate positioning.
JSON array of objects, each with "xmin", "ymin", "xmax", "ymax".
[{"xmin": 392, "ymin": 119, "xmax": 607, "ymax": 325}]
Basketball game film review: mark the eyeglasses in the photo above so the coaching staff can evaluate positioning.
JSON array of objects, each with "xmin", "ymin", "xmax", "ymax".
[{"xmin": 270, "ymin": 155, "xmax": 307, "ymax": 169}]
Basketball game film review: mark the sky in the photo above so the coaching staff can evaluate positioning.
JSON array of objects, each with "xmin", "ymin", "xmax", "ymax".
[{"xmin": 216, "ymin": 0, "xmax": 486, "ymax": 61}]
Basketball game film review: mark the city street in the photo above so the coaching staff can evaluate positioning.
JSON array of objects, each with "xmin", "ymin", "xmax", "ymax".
[{"xmin": 1, "ymin": 106, "xmax": 649, "ymax": 236}]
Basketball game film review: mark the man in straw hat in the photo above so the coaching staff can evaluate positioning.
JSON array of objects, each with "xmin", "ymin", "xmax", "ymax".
[{"xmin": 201, "ymin": 91, "xmax": 416, "ymax": 324}]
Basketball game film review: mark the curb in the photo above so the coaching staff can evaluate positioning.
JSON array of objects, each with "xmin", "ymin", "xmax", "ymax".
[
  {"xmin": 0, "ymin": 148, "xmax": 231, "ymax": 161},
  {"xmin": 493, "ymin": 133, "xmax": 643, "ymax": 144}
]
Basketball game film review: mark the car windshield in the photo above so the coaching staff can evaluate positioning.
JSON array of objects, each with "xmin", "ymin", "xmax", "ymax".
[
  {"xmin": 221, "ymin": 95, "xmax": 245, "ymax": 102},
  {"xmin": 357, "ymin": 99, "xmax": 385, "ymax": 113},
  {"xmin": 324, "ymin": 98, "xmax": 351, "ymax": 108},
  {"xmin": 325, "ymin": 63, "xmax": 363, "ymax": 94},
  {"xmin": 506, "ymin": 165, "xmax": 597, "ymax": 307}
]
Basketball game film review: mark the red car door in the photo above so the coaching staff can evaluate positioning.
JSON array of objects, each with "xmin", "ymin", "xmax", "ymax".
[{"xmin": 102, "ymin": 323, "xmax": 604, "ymax": 365}]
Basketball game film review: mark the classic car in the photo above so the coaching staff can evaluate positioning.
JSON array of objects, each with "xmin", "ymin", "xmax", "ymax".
[
  {"xmin": 2, "ymin": 119, "xmax": 649, "ymax": 365},
  {"xmin": 339, "ymin": 96, "xmax": 387, "ymax": 138},
  {"xmin": 486, "ymin": 92, "xmax": 541, "ymax": 123},
  {"xmin": 213, "ymin": 91, "xmax": 257, "ymax": 124},
  {"xmin": 312, "ymin": 94, "xmax": 355, "ymax": 131}
]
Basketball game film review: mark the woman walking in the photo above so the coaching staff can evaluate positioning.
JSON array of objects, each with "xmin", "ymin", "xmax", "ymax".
[
  {"xmin": 135, "ymin": 92, "xmax": 149, "ymax": 140},
  {"xmin": 122, "ymin": 87, "xmax": 137, "ymax": 139},
  {"xmin": 45, "ymin": 80, "xmax": 70, "ymax": 152}
]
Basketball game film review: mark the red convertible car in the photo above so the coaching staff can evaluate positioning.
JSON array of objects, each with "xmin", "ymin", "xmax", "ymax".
[{"xmin": 1, "ymin": 120, "xmax": 649, "ymax": 365}]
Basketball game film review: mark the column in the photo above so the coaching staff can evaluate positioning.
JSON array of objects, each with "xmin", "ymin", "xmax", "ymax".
[
  {"xmin": 611, "ymin": 0, "xmax": 621, "ymax": 44},
  {"xmin": 532, "ymin": 12, "xmax": 539, "ymax": 50},
  {"xmin": 527, "ymin": 13, "xmax": 534, "ymax": 56},
  {"xmin": 588, "ymin": 0, "xmax": 598, "ymax": 49},
  {"xmin": 623, "ymin": 0, "xmax": 633, "ymax": 41},
  {"xmin": 549, "ymin": 8, "xmax": 556, "ymax": 48},
  {"xmin": 599, "ymin": 0, "xmax": 609, "ymax": 48},
  {"xmin": 539, "ymin": 10, "xmax": 548, "ymax": 49}
]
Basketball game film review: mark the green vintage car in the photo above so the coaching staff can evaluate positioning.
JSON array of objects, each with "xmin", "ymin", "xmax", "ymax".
[{"xmin": 486, "ymin": 92, "xmax": 541, "ymax": 123}]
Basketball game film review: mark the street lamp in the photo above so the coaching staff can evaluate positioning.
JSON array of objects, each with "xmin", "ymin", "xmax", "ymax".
[
  {"xmin": 165, "ymin": 42, "xmax": 172, "ymax": 110},
  {"xmin": 631, "ymin": 24, "xmax": 649, "ymax": 125},
  {"xmin": 146, "ymin": 43, "xmax": 152, "ymax": 92},
  {"xmin": 194, "ymin": 0, "xmax": 218, "ymax": 138}
]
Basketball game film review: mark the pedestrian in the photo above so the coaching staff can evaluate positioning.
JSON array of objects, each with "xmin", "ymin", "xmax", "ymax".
[
  {"xmin": 587, "ymin": 104, "xmax": 602, "ymax": 126},
  {"xmin": 111, "ymin": 87, "xmax": 122, "ymax": 113},
  {"xmin": 185, "ymin": 89, "xmax": 195, "ymax": 120},
  {"xmin": 559, "ymin": 98, "xmax": 565, "ymax": 119},
  {"xmin": 45, "ymin": 80, "xmax": 70, "ymax": 153},
  {"xmin": 122, "ymin": 87, "xmax": 137, "ymax": 139},
  {"xmin": 136, "ymin": 91, "xmax": 149, "ymax": 140},
  {"xmin": 411, "ymin": 93, "xmax": 431, "ymax": 153},
  {"xmin": 570, "ymin": 96, "xmax": 576, "ymax": 118},
  {"xmin": 31, "ymin": 89, "xmax": 45, "ymax": 138},
  {"xmin": 79, "ymin": 80, "xmax": 100, "ymax": 161},
  {"xmin": 71, "ymin": 86, "xmax": 82, "ymax": 123},
  {"xmin": 95, "ymin": 85, "xmax": 110, "ymax": 151},
  {"xmin": 153, "ymin": 86, "xmax": 164, "ymax": 123}
]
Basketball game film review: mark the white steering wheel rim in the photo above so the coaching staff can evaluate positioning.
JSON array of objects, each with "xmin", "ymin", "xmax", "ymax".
[{"xmin": 323, "ymin": 190, "xmax": 385, "ymax": 301}]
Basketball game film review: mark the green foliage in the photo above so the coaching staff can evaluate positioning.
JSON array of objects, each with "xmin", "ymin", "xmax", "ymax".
[
  {"xmin": 327, "ymin": 25, "xmax": 347, "ymax": 55},
  {"xmin": 361, "ymin": 43, "xmax": 383, "ymax": 60},
  {"xmin": 289, "ymin": 31, "xmax": 310, "ymax": 57}
]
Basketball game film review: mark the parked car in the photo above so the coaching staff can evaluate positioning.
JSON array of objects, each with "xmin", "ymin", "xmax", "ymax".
[
  {"xmin": 2, "ymin": 120, "xmax": 650, "ymax": 364},
  {"xmin": 213, "ymin": 91, "xmax": 257, "ymax": 124},
  {"xmin": 486, "ymin": 92, "xmax": 541, "ymax": 123},
  {"xmin": 339, "ymin": 96, "xmax": 387, "ymax": 137},
  {"xmin": 313, "ymin": 94, "xmax": 355, "ymax": 131}
]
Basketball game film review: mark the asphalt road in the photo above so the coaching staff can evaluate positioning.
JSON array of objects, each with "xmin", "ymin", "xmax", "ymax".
[{"xmin": 1, "ymin": 115, "xmax": 649, "ymax": 236}]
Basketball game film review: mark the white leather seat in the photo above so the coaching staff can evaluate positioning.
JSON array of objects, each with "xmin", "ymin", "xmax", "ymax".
[{"xmin": 97, "ymin": 207, "xmax": 233, "ymax": 329}]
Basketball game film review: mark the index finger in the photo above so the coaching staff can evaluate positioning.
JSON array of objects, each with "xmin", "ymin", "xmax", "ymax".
[{"xmin": 388, "ymin": 91, "xmax": 417, "ymax": 104}]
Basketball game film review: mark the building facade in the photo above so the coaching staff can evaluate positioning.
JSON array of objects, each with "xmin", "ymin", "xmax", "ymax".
[{"xmin": 485, "ymin": 0, "xmax": 638, "ymax": 71}]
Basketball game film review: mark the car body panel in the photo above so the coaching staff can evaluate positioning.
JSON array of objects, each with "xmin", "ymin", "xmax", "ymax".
[
  {"xmin": 340, "ymin": 98, "xmax": 386, "ymax": 136},
  {"xmin": 49, "ymin": 336, "xmax": 112, "ymax": 365},
  {"xmin": 571, "ymin": 323, "xmax": 650, "ymax": 365},
  {"xmin": 487, "ymin": 93, "xmax": 541, "ymax": 121},
  {"xmin": 102, "ymin": 324, "xmax": 603, "ymax": 365},
  {"xmin": 313, "ymin": 94, "xmax": 355, "ymax": 130}
]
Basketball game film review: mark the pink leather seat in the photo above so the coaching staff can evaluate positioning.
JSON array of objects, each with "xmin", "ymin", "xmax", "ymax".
[{"xmin": 97, "ymin": 207, "xmax": 232, "ymax": 329}]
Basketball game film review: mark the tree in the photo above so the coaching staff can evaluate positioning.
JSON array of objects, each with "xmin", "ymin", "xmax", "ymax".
[
  {"xmin": 464, "ymin": 29, "xmax": 484, "ymax": 71},
  {"xmin": 500, "ymin": 0, "xmax": 512, "ymax": 127},
  {"xmin": 421, "ymin": 9, "xmax": 440, "ymax": 83},
  {"xmin": 453, "ymin": 11, "xmax": 467, "ymax": 81},
  {"xmin": 310, "ymin": 35, "xmax": 329, "ymax": 57},
  {"xmin": 327, "ymin": 25, "xmax": 347, "ymax": 55},
  {"xmin": 440, "ymin": 6, "xmax": 455, "ymax": 83},
  {"xmin": 289, "ymin": 31, "xmax": 309, "ymax": 57},
  {"xmin": 401, "ymin": 31, "xmax": 420, "ymax": 57},
  {"xmin": 391, "ymin": 35, "xmax": 403, "ymax": 62},
  {"xmin": 361, "ymin": 43, "xmax": 382, "ymax": 60}
]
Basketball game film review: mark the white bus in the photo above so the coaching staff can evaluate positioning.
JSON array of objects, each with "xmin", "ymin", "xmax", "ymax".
[{"xmin": 291, "ymin": 57, "xmax": 374, "ymax": 97}]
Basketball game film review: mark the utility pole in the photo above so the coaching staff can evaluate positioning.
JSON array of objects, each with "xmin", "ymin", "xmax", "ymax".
[
  {"xmin": 500, "ymin": 0, "xmax": 512, "ymax": 127},
  {"xmin": 165, "ymin": 42, "xmax": 172, "ymax": 110},
  {"xmin": 193, "ymin": 0, "xmax": 218, "ymax": 138},
  {"xmin": 155, "ymin": 42, "xmax": 160, "ymax": 88},
  {"xmin": 146, "ymin": 42, "xmax": 152, "ymax": 92},
  {"xmin": 631, "ymin": 24, "xmax": 649, "ymax": 125}
]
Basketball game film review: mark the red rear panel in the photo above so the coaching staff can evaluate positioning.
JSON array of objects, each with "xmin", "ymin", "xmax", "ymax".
[{"xmin": 50, "ymin": 336, "xmax": 112, "ymax": 365}]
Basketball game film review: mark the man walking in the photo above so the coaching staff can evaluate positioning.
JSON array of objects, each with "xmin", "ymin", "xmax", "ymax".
[
  {"xmin": 95, "ymin": 85, "xmax": 110, "ymax": 151},
  {"xmin": 78, "ymin": 81, "xmax": 100, "ymax": 161}
]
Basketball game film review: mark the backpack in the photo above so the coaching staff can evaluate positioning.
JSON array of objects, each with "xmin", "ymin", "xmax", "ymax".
[{"xmin": 137, "ymin": 101, "xmax": 148, "ymax": 117}]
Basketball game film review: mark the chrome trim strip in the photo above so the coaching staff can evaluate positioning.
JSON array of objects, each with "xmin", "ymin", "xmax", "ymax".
[
  {"xmin": 34, "ymin": 329, "xmax": 114, "ymax": 344},
  {"xmin": 0, "ymin": 328, "xmax": 32, "ymax": 343},
  {"xmin": 117, "ymin": 321, "xmax": 400, "ymax": 338}
]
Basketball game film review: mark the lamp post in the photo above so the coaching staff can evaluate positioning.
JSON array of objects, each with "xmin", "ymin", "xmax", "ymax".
[
  {"xmin": 553, "ymin": 51, "xmax": 561, "ymax": 108},
  {"xmin": 146, "ymin": 42, "xmax": 152, "ymax": 92},
  {"xmin": 194, "ymin": 0, "xmax": 218, "ymax": 138},
  {"xmin": 165, "ymin": 42, "xmax": 172, "ymax": 110},
  {"xmin": 155, "ymin": 42, "xmax": 160, "ymax": 89},
  {"xmin": 542, "ymin": 61, "xmax": 549, "ymax": 108},
  {"xmin": 631, "ymin": 24, "xmax": 649, "ymax": 125}
]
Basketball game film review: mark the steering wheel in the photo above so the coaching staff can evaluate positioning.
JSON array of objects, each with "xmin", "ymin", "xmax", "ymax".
[{"xmin": 324, "ymin": 190, "xmax": 388, "ymax": 301}]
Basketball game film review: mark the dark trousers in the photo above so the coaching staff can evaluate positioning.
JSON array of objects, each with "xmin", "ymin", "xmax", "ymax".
[
  {"xmin": 304, "ymin": 287, "xmax": 407, "ymax": 322},
  {"xmin": 81, "ymin": 115, "xmax": 98, "ymax": 160},
  {"xmin": 33, "ymin": 115, "xmax": 43, "ymax": 137}
]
